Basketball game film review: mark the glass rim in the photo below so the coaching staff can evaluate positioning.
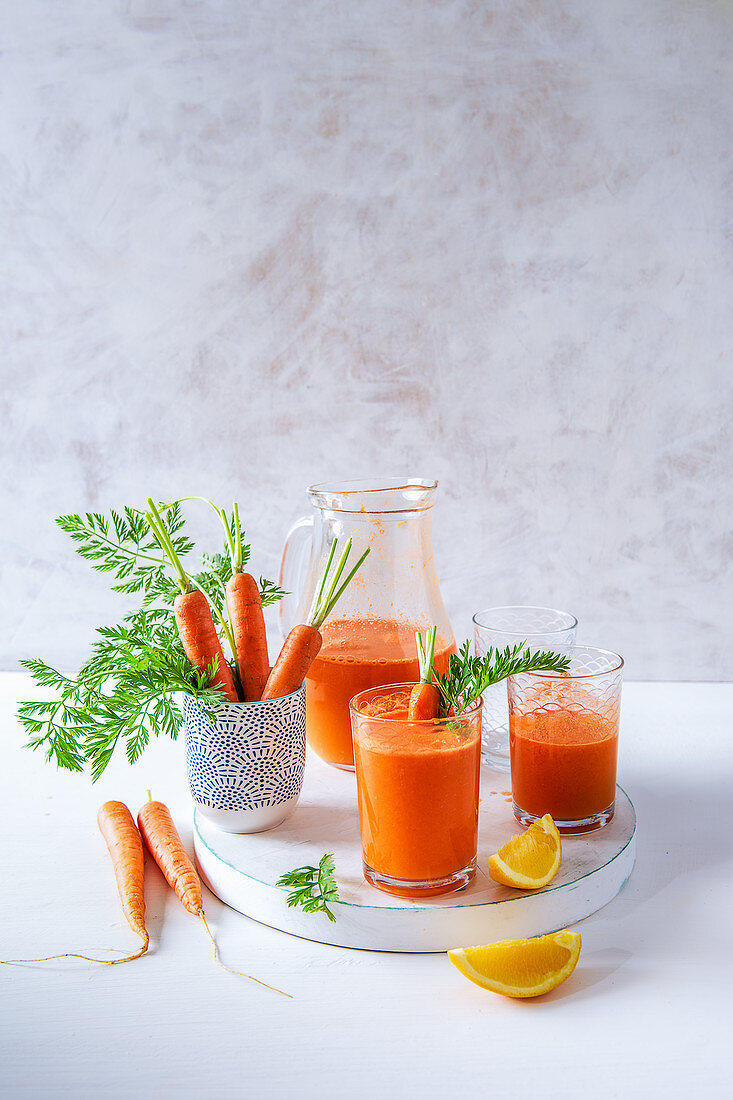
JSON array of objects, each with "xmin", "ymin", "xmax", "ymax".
[
  {"xmin": 507, "ymin": 644, "xmax": 624, "ymax": 679},
  {"xmin": 348, "ymin": 681, "xmax": 482, "ymax": 724},
  {"xmin": 307, "ymin": 477, "xmax": 438, "ymax": 513},
  {"xmin": 472, "ymin": 605, "xmax": 579, "ymax": 634}
]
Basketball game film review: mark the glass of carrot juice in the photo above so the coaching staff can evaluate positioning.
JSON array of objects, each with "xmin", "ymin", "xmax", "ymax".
[
  {"xmin": 507, "ymin": 646, "xmax": 624, "ymax": 835},
  {"xmin": 350, "ymin": 684, "xmax": 482, "ymax": 898}
]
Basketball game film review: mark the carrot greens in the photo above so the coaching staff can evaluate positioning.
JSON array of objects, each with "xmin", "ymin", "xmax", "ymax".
[
  {"xmin": 17, "ymin": 500, "xmax": 285, "ymax": 780},
  {"xmin": 432, "ymin": 640, "xmax": 571, "ymax": 718},
  {"xmin": 276, "ymin": 854, "xmax": 340, "ymax": 923}
]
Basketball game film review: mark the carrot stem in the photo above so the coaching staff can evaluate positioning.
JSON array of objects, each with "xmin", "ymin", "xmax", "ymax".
[
  {"xmin": 161, "ymin": 496, "xmax": 239, "ymax": 571},
  {"xmin": 146, "ymin": 500, "xmax": 190, "ymax": 593},
  {"xmin": 408, "ymin": 628, "xmax": 441, "ymax": 720},
  {"xmin": 233, "ymin": 502, "xmax": 242, "ymax": 573},
  {"xmin": 147, "ymin": 500, "xmax": 237, "ymax": 660},
  {"xmin": 308, "ymin": 538, "xmax": 370, "ymax": 630},
  {"xmin": 262, "ymin": 538, "xmax": 369, "ymax": 700},
  {"xmin": 307, "ymin": 539, "xmax": 338, "ymax": 624},
  {"xmin": 311, "ymin": 539, "xmax": 352, "ymax": 627},
  {"xmin": 320, "ymin": 547, "xmax": 370, "ymax": 622},
  {"xmin": 416, "ymin": 627, "xmax": 437, "ymax": 684}
]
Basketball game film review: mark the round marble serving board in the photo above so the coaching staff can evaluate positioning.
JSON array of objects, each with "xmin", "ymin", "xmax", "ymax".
[{"xmin": 193, "ymin": 753, "xmax": 636, "ymax": 953}]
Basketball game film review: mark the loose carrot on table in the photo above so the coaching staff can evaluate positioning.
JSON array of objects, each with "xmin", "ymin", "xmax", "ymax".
[
  {"xmin": 1, "ymin": 800, "xmax": 149, "ymax": 967},
  {"xmin": 224, "ymin": 503, "xmax": 269, "ymax": 702},
  {"xmin": 146, "ymin": 499, "xmax": 238, "ymax": 703},
  {"xmin": 96, "ymin": 801, "xmax": 150, "ymax": 958},
  {"xmin": 408, "ymin": 626, "xmax": 442, "ymax": 721},
  {"xmin": 137, "ymin": 795, "xmax": 290, "ymax": 996},
  {"xmin": 137, "ymin": 797, "xmax": 203, "ymax": 918},
  {"xmin": 261, "ymin": 537, "xmax": 370, "ymax": 701}
]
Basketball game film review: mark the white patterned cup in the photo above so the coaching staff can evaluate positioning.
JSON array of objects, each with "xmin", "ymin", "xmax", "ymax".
[{"xmin": 182, "ymin": 687, "xmax": 306, "ymax": 834}]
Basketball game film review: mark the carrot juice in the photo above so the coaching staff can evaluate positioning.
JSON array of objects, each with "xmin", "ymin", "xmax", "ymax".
[
  {"xmin": 507, "ymin": 647, "xmax": 623, "ymax": 833},
  {"xmin": 350, "ymin": 685, "xmax": 482, "ymax": 897},
  {"xmin": 510, "ymin": 709, "xmax": 618, "ymax": 828},
  {"xmin": 305, "ymin": 618, "xmax": 454, "ymax": 769}
]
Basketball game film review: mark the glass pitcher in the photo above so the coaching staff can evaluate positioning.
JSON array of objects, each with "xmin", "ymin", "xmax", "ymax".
[{"xmin": 279, "ymin": 478, "xmax": 456, "ymax": 770}]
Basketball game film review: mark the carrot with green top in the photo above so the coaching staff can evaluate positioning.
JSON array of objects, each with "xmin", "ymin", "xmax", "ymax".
[
  {"xmin": 146, "ymin": 499, "xmax": 238, "ymax": 703},
  {"xmin": 261, "ymin": 538, "xmax": 370, "ymax": 701},
  {"xmin": 160, "ymin": 497, "xmax": 269, "ymax": 702},
  {"xmin": 408, "ymin": 627, "xmax": 442, "ymax": 720},
  {"xmin": 223, "ymin": 503, "xmax": 269, "ymax": 702}
]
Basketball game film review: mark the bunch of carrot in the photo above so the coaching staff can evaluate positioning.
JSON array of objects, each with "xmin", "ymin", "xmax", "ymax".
[
  {"xmin": 2, "ymin": 797, "xmax": 288, "ymax": 993},
  {"xmin": 105, "ymin": 795, "xmax": 288, "ymax": 992},
  {"xmin": 146, "ymin": 499, "xmax": 368, "ymax": 707}
]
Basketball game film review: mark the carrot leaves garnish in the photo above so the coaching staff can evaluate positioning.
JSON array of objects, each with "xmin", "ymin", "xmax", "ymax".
[
  {"xmin": 276, "ymin": 854, "xmax": 340, "ymax": 923},
  {"xmin": 20, "ymin": 616, "xmax": 230, "ymax": 780},
  {"xmin": 54, "ymin": 503, "xmax": 284, "ymax": 612},
  {"xmin": 432, "ymin": 640, "xmax": 571, "ymax": 718},
  {"xmin": 56, "ymin": 504, "xmax": 191, "ymax": 597},
  {"xmin": 18, "ymin": 499, "xmax": 285, "ymax": 779},
  {"xmin": 16, "ymin": 662, "xmax": 91, "ymax": 774}
]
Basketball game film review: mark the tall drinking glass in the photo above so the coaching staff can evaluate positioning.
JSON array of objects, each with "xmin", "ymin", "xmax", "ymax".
[
  {"xmin": 507, "ymin": 645, "xmax": 623, "ymax": 834},
  {"xmin": 473, "ymin": 606, "xmax": 578, "ymax": 770},
  {"xmin": 350, "ymin": 684, "xmax": 482, "ymax": 898}
]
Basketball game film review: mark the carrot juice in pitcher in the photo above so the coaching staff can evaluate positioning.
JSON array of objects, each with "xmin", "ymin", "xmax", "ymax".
[
  {"xmin": 306, "ymin": 618, "xmax": 453, "ymax": 768},
  {"xmin": 279, "ymin": 480, "xmax": 456, "ymax": 769}
]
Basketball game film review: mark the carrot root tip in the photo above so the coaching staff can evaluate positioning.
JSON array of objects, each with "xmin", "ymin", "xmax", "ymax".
[{"xmin": 199, "ymin": 914, "xmax": 291, "ymax": 998}]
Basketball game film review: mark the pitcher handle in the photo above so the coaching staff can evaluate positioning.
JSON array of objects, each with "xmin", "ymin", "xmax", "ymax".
[{"xmin": 278, "ymin": 515, "xmax": 315, "ymax": 638}]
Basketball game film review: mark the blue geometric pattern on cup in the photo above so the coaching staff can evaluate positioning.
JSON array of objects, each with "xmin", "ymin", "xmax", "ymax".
[{"xmin": 182, "ymin": 689, "xmax": 306, "ymax": 812}]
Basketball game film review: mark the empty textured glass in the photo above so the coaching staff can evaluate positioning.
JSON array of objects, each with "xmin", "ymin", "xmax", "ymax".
[{"xmin": 473, "ymin": 606, "xmax": 578, "ymax": 770}]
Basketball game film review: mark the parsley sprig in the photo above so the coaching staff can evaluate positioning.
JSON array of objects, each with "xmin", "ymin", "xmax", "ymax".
[
  {"xmin": 276, "ymin": 854, "xmax": 340, "ymax": 922},
  {"xmin": 17, "ymin": 501, "xmax": 285, "ymax": 780},
  {"xmin": 432, "ymin": 640, "xmax": 571, "ymax": 718}
]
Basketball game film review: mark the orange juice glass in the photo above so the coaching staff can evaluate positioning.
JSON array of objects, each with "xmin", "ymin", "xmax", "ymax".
[
  {"xmin": 350, "ymin": 684, "xmax": 482, "ymax": 898},
  {"xmin": 507, "ymin": 646, "xmax": 623, "ymax": 834}
]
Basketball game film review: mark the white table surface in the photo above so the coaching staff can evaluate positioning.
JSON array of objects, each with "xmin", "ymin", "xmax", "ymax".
[{"xmin": 2, "ymin": 673, "xmax": 731, "ymax": 1099}]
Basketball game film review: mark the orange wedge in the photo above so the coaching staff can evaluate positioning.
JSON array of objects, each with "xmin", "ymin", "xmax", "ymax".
[
  {"xmin": 448, "ymin": 929, "xmax": 582, "ymax": 998},
  {"xmin": 488, "ymin": 813, "xmax": 562, "ymax": 889}
]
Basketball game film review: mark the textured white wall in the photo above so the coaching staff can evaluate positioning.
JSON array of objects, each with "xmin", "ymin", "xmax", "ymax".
[{"xmin": 3, "ymin": 0, "xmax": 732, "ymax": 678}]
